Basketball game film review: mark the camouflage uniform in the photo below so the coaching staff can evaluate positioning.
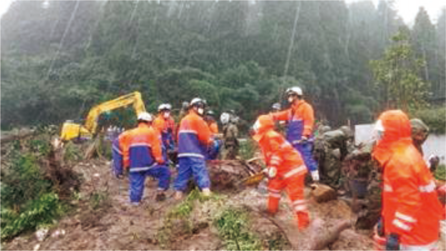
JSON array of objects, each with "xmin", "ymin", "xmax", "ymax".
[
  {"xmin": 410, "ymin": 118, "xmax": 429, "ymax": 156},
  {"xmin": 313, "ymin": 129, "xmax": 349, "ymax": 189},
  {"xmin": 222, "ymin": 122, "xmax": 239, "ymax": 160},
  {"xmin": 347, "ymin": 141, "xmax": 383, "ymax": 230}
]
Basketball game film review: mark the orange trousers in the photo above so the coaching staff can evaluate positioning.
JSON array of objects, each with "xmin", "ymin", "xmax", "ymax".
[{"xmin": 267, "ymin": 173, "xmax": 309, "ymax": 230}]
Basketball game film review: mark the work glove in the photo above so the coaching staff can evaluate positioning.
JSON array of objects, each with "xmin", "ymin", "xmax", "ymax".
[
  {"xmin": 310, "ymin": 170, "xmax": 320, "ymax": 182},
  {"xmin": 263, "ymin": 167, "xmax": 277, "ymax": 179},
  {"xmin": 377, "ymin": 217, "xmax": 385, "ymax": 237},
  {"xmin": 385, "ymin": 233, "xmax": 400, "ymax": 250}
]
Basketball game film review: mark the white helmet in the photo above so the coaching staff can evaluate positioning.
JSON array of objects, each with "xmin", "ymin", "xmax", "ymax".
[
  {"xmin": 158, "ymin": 104, "xmax": 167, "ymax": 111},
  {"xmin": 137, "ymin": 112, "xmax": 153, "ymax": 122},
  {"xmin": 220, "ymin": 112, "xmax": 230, "ymax": 124},
  {"xmin": 190, "ymin": 98, "xmax": 206, "ymax": 107},
  {"xmin": 158, "ymin": 103, "xmax": 172, "ymax": 111},
  {"xmin": 286, "ymin": 86, "xmax": 303, "ymax": 96}
]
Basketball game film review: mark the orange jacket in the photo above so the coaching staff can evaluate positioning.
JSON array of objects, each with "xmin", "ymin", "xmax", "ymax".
[
  {"xmin": 177, "ymin": 111, "xmax": 212, "ymax": 158},
  {"xmin": 272, "ymin": 100, "xmax": 314, "ymax": 138},
  {"xmin": 372, "ymin": 110, "xmax": 443, "ymax": 246},
  {"xmin": 119, "ymin": 123, "xmax": 163, "ymax": 168},
  {"xmin": 209, "ymin": 121, "xmax": 219, "ymax": 135},
  {"xmin": 153, "ymin": 115, "xmax": 175, "ymax": 133},
  {"xmin": 253, "ymin": 115, "xmax": 307, "ymax": 179}
]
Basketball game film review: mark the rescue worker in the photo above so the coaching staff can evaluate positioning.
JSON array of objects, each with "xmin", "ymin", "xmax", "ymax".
[
  {"xmin": 175, "ymin": 98, "xmax": 213, "ymax": 199},
  {"xmin": 271, "ymin": 87, "xmax": 319, "ymax": 182},
  {"xmin": 221, "ymin": 112, "xmax": 239, "ymax": 160},
  {"xmin": 270, "ymin": 103, "xmax": 286, "ymax": 133},
  {"xmin": 154, "ymin": 103, "xmax": 176, "ymax": 158},
  {"xmin": 112, "ymin": 112, "xmax": 170, "ymax": 205},
  {"xmin": 251, "ymin": 114, "xmax": 310, "ymax": 230},
  {"xmin": 205, "ymin": 110, "xmax": 219, "ymax": 135},
  {"xmin": 271, "ymin": 103, "xmax": 281, "ymax": 112},
  {"xmin": 313, "ymin": 126, "xmax": 351, "ymax": 189},
  {"xmin": 205, "ymin": 110, "xmax": 221, "ymax": 160},
  {"xmin": 410, "ymin": 118, "xmax": 429, "ymax": 155},
  {"xmin": 372, "ymin": 110, "xmax": 442, "ymax": 250}
]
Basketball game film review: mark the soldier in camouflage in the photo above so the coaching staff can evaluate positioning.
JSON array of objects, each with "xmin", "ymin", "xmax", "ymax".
[
  {"xmin": 313, "ymin": 126, "xmax": 352, "ymax": 189},
  {"xmin": 345, "ymin": 141, "xmax": 383, "ymax": 230},
  {"xmin": 221, "ymin": 112, "xmax": 239, "ymax": 160},
  {"xmin": 410, "ymin": 118, "xmax": 429, "ymax": 156}
]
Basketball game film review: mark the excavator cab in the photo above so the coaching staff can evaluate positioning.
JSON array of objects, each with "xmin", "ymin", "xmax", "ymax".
[
  {"xmin": 60, "ymin": 92, "xmax": 146, "ymax": 141},
  {"xmin": 60, "ymin": 121, "xmax": 93, "ymax": 142}
]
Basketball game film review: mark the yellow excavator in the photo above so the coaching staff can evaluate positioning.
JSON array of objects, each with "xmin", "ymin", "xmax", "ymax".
[{"xmin": 60, "ymin": 91, "xmax": 146, "ymax": 141}]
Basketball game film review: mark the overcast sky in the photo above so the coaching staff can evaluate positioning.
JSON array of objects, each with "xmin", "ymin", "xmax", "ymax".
[{"xmin": 0, "ymin": 0, "xmax": 445, "ymax": 24}]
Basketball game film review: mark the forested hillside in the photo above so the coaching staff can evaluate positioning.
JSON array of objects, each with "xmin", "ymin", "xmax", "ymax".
[{"xmin": 2, "ymin": 0, "xmax": 445, "ymax": 129}]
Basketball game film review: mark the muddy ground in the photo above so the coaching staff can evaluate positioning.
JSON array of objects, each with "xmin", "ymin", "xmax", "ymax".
[{"xmin": 3, "ymin": 158, "xmax": 444, "ymax": 250}]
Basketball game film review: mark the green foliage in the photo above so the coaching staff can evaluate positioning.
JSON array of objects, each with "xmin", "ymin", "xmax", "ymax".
[
  {"xmin": 1, "ymin": 1, "xmax": 444, "ymax": 130},
  {"xmin": 1, "ymin": 154, "xmax": 53, "ymax": 209},
  {"xmin": 411, "ymin": 107, "xmax": 446, "ymax": 134},
  {"xmin": 63, "ymin": 141, "xmax": 83, "ymax": 162},
  {"xmin": 214, "ymin": 207, "xmax": 261, "ymax": 251},
  {"xmin": 1, "ymin": 192, "xmax": 63, "ymax": 240},
  {"xmin": 371, "ymin": 29, "xmax": 430, "ymax": 111}
]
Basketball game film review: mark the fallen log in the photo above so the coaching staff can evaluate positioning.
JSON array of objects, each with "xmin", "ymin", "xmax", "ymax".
[{"xmin": 244, "ymin": 205, "xmax": 351, "ymax": 250}]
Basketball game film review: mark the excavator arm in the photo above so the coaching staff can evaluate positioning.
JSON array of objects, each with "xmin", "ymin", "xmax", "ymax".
[{"xmin": 60, "ymin": 91, "xmax": 146, "ymax": 141}]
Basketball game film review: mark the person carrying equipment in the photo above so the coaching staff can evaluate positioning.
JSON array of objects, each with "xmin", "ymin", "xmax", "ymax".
[
  {"xmin": 271, "ymin": 86, "xmax": 319, "ymax": 182},
  {"xmin": 251, "ymin": 114, "xmax": 310, "ymax": 230}
]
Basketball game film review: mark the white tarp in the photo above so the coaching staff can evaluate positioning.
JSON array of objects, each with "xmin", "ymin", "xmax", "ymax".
[{"xmin": 355, "ymin": 124, "xmax": 445, "ymax": 164}]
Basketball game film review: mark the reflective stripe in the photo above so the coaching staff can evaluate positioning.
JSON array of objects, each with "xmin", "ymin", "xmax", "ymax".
[
  {"xmin": 304, "ymin": 125, "xmax": 312, "ymax": 129},
  {"xmin": 178, "ymin": 153, "xmax": 205, "ymax": 159},
  {"xmin": 284, "ymin": 165, "xmax": 306, "ymax": 178},
  {"xmin": 270, "ymin": 160, "xmax": 280, "ymax": 166},
  {"xmin": 400, "ymin": 241, "xmax": 438, "ymax": 250},
  {"xmin": 269, "ymin": 193, "xmax": 281, "ymax": 198},
  {"xmin": 395, "ymin": 212, "xmax": 416, "ymax": 223},
  {"xmin": 271, "ymin": 156, "xmax": 281, "ymax": 161},
  {"xmin": 268, "ymin": 188, "xmax": 281, "ymax": 193},
  {"xmin": 130, "ymin": 164, "xmax": 157, "ymax": 172},
  {"xmin": 179, "ymin": 130, "xmax": 197, "ymax": 134},
  {"xmin": 112, "ymin": 145, "xmax": 122, "ymax": 155},
  {"xmin": 294, "ymin": 205, "xmax": 307, "ymax": 212},
  {"xmin": 130, "ymin": 143, "xmax": 151, "ymax": 148},
  {"xmin": 392, "ymin": 219, "xmax": 411, "ymax": 231},
  {"xmin": 419, "ymin": 181, "xmax": 436, "ymax": 193},
  {"xmin": 280, "ymin": 142, "xmax": 291, "ymax": 148},
  {"xmin": 383, "ymin": 184, "xmax": 393, "ymax": 192},
  {"xmin": 290, "ymin": 118, "xmax": 303, "ymax": 122},
  {"xmin": 292, "ymin": 199, "xmax": 306, "ymax": 205}
]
